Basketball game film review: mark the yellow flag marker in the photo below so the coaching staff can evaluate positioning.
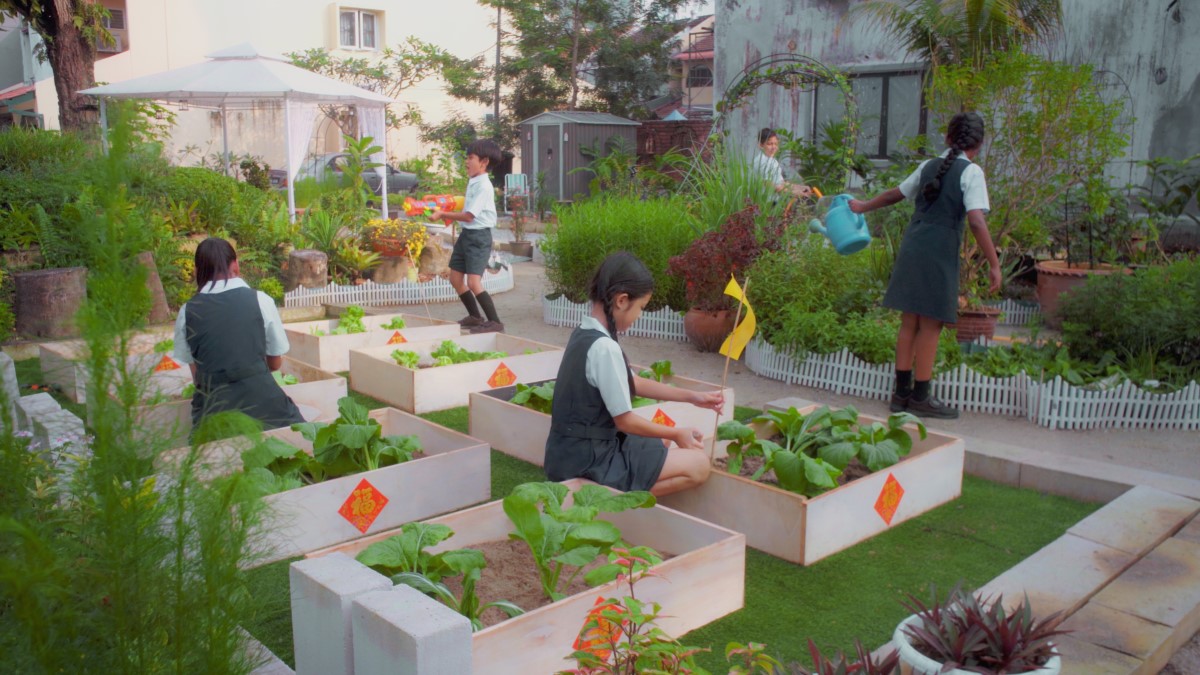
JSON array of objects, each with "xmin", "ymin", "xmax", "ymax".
[{"xmin": 719, "ymin": 276, "xmax": 756, "ymax": 360}]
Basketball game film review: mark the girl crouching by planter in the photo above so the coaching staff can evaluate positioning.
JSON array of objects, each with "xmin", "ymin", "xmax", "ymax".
[
  {"xmin": 544, "ymin": 252, "xmax": 725, "ymax": 496},
  {"xmin": 173, "ymin": 237, "xmax": 304, "ymax": 430},
  {"xmin": 849, "ymin": 112, "xmax": 1001, "ymax": 420}
]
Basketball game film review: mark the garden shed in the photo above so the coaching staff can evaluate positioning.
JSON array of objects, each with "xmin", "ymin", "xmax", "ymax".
[{"xmin": 518, "ymin": 111, "xmax": 640, "ymax": 202}]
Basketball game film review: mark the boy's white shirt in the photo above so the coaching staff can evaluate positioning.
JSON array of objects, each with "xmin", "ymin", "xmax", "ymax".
[
  {"xmin": 172, "ymin": 277, "xmax": 289, "ymax": 365},
  {"xmin": 898, "ymin": 149, "xmax": 990, "ymax": 213},
  {"xmin": 462, "ymin": 172, "xmax": 497, "ymax": 230},
  {"xmin": 581, "ymin": 316, "xmax": 635, "ymax": 417},
  {"xmin": 752, "ymin": 150, "xmax": 784, "ymax": 186}
]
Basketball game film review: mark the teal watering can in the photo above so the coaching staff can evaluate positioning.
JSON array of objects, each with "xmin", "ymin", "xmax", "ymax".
[{"xmin": 808, "ymin": 193, "xmax": 871, "ymax": 255}]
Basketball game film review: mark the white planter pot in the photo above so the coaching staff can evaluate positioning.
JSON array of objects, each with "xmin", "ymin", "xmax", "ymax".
[{"xmin": 893, "ymin": 614, "xmax": 1062, "ymax": 675}]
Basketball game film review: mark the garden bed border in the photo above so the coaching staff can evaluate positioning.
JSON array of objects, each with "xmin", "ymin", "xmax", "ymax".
[{"xmin": 284, "ymin": 262, "xmax": 514, "ymax": 308}]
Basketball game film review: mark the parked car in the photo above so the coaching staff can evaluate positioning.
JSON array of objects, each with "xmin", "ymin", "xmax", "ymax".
[{"xmin": 269, "ymin": 153, "xmax": 420, "ymax": 195}]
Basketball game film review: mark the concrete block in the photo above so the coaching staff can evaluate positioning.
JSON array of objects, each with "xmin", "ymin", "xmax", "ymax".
[
  {"xmin": 1018, "ymin": 462, "xmax": 1128, "ymax": 503},
  {"xmin": 32, "ymin": 408, "xmax": 85, "ymax": 450},
  {"xmin": 1092, "ymin": 537, "xmax": 1200, "ymax": 628},
  {"xmin": 962, "ymin": 445, "xmax": 1022, "ymax": 486},
  {"xmin": 1, "ymin": 351, "xmax": 17, "ymax": 428},
  {"xmin": 290, "ymin": 552, "xmax": 392, "ymax": 675},
  {"xmin": 16, "ymin": 392, "xmax": 60, "ymax": 432},
  {"xmin": 1061, "ymin": 602, "xmax": 1173, "ymax": 662},
  {"xmin": 1175, "ymin": 515, "xmax": 1200, "ymax": 545},
  {"xmin": 1054, "ymin": 634, "xmax": 1145, "ymax": 675},
  {"xmin": 351, "ymin": 585, "xmax": 472, "ymax": 675},
  {"xmin": 976, "ymin": 533, "xmax": 1134, "ymax": 618},
  {"xmin": 1068, "ymin": 486, "xmax": 1200, "ymax": 556}
]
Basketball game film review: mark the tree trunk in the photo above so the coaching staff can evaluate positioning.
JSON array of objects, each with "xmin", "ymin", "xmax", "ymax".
[
  {"xmin": 44, "ymin": 8, "xmax": 99, "ymax": 132},
  {"xmin": 15, "ymin": 267, "xmax": 88, "ymax": 339},
  {"xmin": 283, "ymin": 250, "xmax": 329, "ymax": 291},
  {"xmin": 135, "ymin": 251, "xmax": 172, "ymax": 324},
  {"xmin": 569, "ymin": 1, "xmax": 582, "ymax": 110}
]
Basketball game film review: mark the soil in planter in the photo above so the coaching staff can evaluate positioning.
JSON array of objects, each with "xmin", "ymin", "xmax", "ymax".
[
  {"xmin": 715, "ymin": 453, "xmax": 872, "ymax": 489},
  {"xmin": 439, "ymin": 538, "xmax": 672, "ymax": 629}
]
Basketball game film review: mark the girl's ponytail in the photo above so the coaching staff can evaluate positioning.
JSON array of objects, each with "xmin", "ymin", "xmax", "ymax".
[
  {"xmin": 588, "ymin": 252, "xmax": 655, "ymax": 396},
  {"xmin": 920, "ymin": 112, "xmax": 986, "ymax": 204}
]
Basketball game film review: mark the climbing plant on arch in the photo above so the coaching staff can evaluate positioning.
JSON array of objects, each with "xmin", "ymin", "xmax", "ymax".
[{"xmin": 710, "ymin": 53, "xmax": 861, "ymax": 193}]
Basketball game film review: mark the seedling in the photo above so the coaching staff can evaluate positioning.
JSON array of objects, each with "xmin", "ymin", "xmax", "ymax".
[
  {"xmin": 391, "ymin": 349, "xmax": 420, "ymax": 369},
  {"xmin": 272, "ymin": 371, "xmax": 298, "ymax": 386}
]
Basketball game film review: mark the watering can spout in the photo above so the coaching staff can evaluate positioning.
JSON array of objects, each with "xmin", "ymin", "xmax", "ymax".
[{"xmin": 811, "ymin": 193, "xmax": 871, "ymax": 256}]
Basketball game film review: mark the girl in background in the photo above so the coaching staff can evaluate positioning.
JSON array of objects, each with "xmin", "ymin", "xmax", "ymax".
[
  {"xmin": 544, "ymin": 252, "xmax": 724, "ymax": 496},
  {"xmin": 848, "ymin": 112, "xmax": 1000, "ymax": 420}
]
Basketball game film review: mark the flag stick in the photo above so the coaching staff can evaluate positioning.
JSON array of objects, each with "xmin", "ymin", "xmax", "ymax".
[{"xmin": 711, "ymin": 276, "xmax": 750, "ymax": 463}]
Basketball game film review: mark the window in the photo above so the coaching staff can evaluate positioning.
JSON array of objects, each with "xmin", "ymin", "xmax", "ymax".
[
  {"xmin": 103, "ymin": 9, "xmax": 125, "ymax": 30},
  {"xmin": 339, "ymin": 10, "xmax": 379, "ymax": 50},
  {"xmin": 687, "ymin": 65, "xmax": 713, "ymax": 88},
  {"xmin": 813, "ymin": 67, "xmax": 927, "ymax": 159}
]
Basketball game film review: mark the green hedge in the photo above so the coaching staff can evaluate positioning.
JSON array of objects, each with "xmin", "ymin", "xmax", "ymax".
[{"xmin": 541, "ymin": 195, "xmax": 698, "ymax": 312}]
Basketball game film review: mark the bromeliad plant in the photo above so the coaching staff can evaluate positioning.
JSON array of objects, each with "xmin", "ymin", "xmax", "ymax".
[
  {"xmin": 355, "ymin": 522, "xmax": 525, "ymax": 631},
  {"xmin": 503, "ymin": 482, "xmax": 657, "ymax": 602},
  {"xmin": 239, "ymin": 396, "xmax": 421, "ymax": 494},
  {"xmin": 717, "ymin": 406, "xmax": 926, "ymax": 497},
  {"xmin": 900, "ymin": 585, "xmax": 1067, "ymax": 674}
]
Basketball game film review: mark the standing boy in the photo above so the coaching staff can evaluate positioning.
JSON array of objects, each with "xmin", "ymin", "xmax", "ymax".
[{"xmin": 430, "ymin": 139, "xmax": 505, "ymax": 333}]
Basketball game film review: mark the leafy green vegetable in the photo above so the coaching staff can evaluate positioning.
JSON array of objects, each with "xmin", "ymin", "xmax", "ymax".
[
  {"xmin": 393, "ymin": 553, "xmax": 524, "ymax": 632},
  {"xmin": 391, "ymin": 349, "xmax": 420, "ymax": 369},
  {"xmin": 503, "ymin": 481, "xmax": 655, "ymax": 602},
  {"xmin": 153, "ymin": 338, "xmax": 174, "ymax": 354},
  {"xmin": 335, "ymin": 305, "xmax": 367, "ymax": 334},
  {"xmin": 510, "ymin": 381, "xmax": 555, "ymax": 414},
  {"xmin": 272, "ymin": 371, "xmax": 298, "ymax": 386},
  {"xmin": 181, "ymin": 382, "xmax": 195, "ymax": 398},
  {"xmin": 717, "ymin": 405, "xmax": 924, "ymax": 497},
  {"xmin": 380, "ymin": 316, "xmax": 407, "ymax": 330},
  {"xmin": 310, "ymin": 327, "xmax": 327, "ymax": 336},
  {"xmin": 637, "ymin": 360, "xmax": 673, "ymax": 382},
  {"xmin": 430, "ymin": 340, "xmax": 508, "ymax": 365}
]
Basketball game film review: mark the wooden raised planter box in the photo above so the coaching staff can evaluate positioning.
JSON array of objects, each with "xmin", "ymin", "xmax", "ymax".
[
  {"xmin": 349, "ymin": 333, "xmax": 564, "ymax": 413},
  {"xmin": 40, "ymin": 330, "xmax": 173, "ymax": 404},
  {"xmin": 308, "ymin": 478, "xmax": 745, "ymax": 675},
  {"xmin": 174, "ymin": 407, "xmax": 490, "ymax": 564},
  {"xmin": 285, "ymin": 312, "xmax": 461, "ymax": 372},
  {"xmin": 658, "ymin": 405, "xmax": 966, "ymax": 565},
  {"xmin": 468, "ymin": 368, "xmax": 737, "ymax": 466},
  {"xmin": 106, "ymin": 356, "xmax": 347, "ymax": 447}
]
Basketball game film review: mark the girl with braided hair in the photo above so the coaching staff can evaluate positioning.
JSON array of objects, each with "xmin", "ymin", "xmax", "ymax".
[
  {"xmin": 544, "ymin": 252, "xmax": 724, "ymax": 495},
  {"xmin": 848, "ymin": 112, "xmax": 1000, "ymax": 419}
]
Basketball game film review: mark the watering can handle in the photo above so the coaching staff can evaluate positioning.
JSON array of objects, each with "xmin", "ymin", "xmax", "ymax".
[{"xmin": 834, "ymin": 193, "xmax": 868, "ymax": 233}]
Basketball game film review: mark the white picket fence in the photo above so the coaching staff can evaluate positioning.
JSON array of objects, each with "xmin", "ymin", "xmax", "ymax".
[
  {"xmin": 984, "ymin": 299, "xmax": 1042, "ymax": 327},
  {"xmin": 283, "ymin": 263, "xmax": 515, "ymax": 308},
  {"xmin": 745, "ymin": 338, "xmax": 1199, "ymax": 430},
  {"xmin": 541, "ymin": 295, "xmax": 688, "ymax": 341}
]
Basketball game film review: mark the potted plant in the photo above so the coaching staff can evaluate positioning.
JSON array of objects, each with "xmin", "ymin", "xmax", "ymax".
[
  {"xmin": 894, "ymin": 585, "xmax": 1067, "ymax": 675},
  {"xmin": 507, "ymin": 194, "xmax": 534, "ymax": 259},
  {"xmin": 667, "ymin": 203, "xmax": 783, "ymax": 352},
  {"xmin": 953, "ymin": 259, "xmax": 1004, "ymax": 343}
]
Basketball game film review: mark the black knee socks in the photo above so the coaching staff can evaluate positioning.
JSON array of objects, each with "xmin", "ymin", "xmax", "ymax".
[
  {"xmin": 475, "ymin": 291, "xmax": 500, "ymax": 323},
  {"xmin": 459, "ymin": 291, "xmax": 481, "ymax": 318},
  {"xmin": 895, "ymin": 369, "xmax": 913, "ymax": 397},
  {"xmin": 912, "ymin": 379, "xmax": 932, "ymax": 402}
]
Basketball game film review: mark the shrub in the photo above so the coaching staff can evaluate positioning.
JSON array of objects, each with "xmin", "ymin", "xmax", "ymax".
[
  {"xmin": 668, "ymin": 203, "xmax": 784, "ymax": 311},
  {"xmin": 158, "ymin": 166, "xmax": 242, "ymax": 230},
  {"xmin": 1059, "ymin": 259, "xmax": 1200, "ymax": 382},
  {"xmin": 542, "ymin": 195, "xmax": 698, "ymax": 311},
  {"xmin": 0, "ymin": 301, "xmax": 13, "ymax": 342},
  {"xmin": 258, "ymin": 277, "xmax": 285, "ymax": 305}
]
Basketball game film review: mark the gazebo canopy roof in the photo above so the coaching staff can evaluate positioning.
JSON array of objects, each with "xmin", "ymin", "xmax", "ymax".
[{"xmin": 80, "ymin": 43, "xmax": 390, "ymax": 108}]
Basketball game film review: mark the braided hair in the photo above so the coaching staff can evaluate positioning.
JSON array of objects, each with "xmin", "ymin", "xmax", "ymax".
[
  {"xmin": 588, "ymin": 251, "xmax": 655, "ymax": 397},
  {"xmin": 921, "ymin": 112, "xmax": 986, "ymax": 204}
]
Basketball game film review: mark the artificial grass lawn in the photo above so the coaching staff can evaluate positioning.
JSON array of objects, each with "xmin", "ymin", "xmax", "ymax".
[{"xmin": 242, "ymin": 402, "xmax": 1101, "ymax": 670}]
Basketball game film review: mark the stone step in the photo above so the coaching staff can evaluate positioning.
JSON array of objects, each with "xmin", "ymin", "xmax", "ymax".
[
  {"xmin": 16, "ymin": 391, "xmax": 61, "ymax": 432},
  {"xmin": 1067, "ymin": 485, "xmax": 1200, "ymax": 556}
]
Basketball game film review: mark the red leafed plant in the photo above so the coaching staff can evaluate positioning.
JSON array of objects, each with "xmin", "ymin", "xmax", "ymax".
[
  {"xmin": 901, "ymin": 585, "xmax": 1068, "ymax": 673},
  {"xmin": 667, "ymin": 203, "xmax": 785, "ymax": 311}
]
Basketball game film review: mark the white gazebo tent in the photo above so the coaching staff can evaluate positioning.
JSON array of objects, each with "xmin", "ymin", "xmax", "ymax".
[{"xmin": 80, "ymin": 43, "xmax": 393, "ymax": 220}]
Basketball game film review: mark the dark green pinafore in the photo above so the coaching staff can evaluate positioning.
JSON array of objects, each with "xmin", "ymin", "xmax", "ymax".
[
  {"xmin": 184, "ymin": 287, "xmax": 304, "ymax": 430},
  {"xmin": 883, "ymin": 157, "xmax": 971, "ymax": 323},
  {"xmin": 544, "ymin": 328, "xmax": 667, "ymax": 492}
]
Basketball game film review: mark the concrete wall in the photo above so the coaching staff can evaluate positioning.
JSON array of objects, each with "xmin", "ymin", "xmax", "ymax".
[
  {"xmin": 0, "ymin": 18, "xmax": 25, "ymax": 88},
  {"xmin": 17, "ymin": 0, "xmax": 495, "ymax": 164},
  {"xmin": 715, "ymin": 0, "xmax": 1200, "ymax": 174}
]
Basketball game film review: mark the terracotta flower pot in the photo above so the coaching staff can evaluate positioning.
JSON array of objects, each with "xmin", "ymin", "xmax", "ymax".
[
  {"xmin": 509, "ymin": 240, "xmax": 534, "ymax": 258},
  {"xmin": 683, "ymin": 308, "xmax": 734, "ymax": 353},
  {"xmin": 1035, "ymin": 260, "xmax": 1127, "ymax": 329},
  {"xmin": 952, "ymin": 305, "xmax": 1001, "ymax": 343}
]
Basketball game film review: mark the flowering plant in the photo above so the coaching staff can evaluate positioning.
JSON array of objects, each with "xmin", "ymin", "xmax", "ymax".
[
  {"xmin": 362, "ymin": 218, "xmax": 428, "ymax": 261},
  {"xmin": 667, "ymin": 203, "xmax": 784, "ymax": 311}
]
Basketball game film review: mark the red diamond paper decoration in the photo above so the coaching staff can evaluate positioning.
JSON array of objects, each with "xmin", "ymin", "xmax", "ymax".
[
  {"xmin": 651, "ymin": 408, "xmax": 676, "ymax": 427},
  {"xmin": 488, "ymin": 362, "xmax": 517, "ymax": 388},
  {"xmin": 874, "ymin": 473, "xmax": 905, "ymax": 525},
  {"xmin": 572, "ymin": 596, "xmax": 626, "ymax": 661},
  {"xmin": 154, "ymin": 355, "xmax": 181, "ymax": 372},
  {"xmin": 387, "ymin": 331, "xmax": 408, "ymax": 344},
  {"xmin": 338, "ymin": 478, "xmax": 389, "ymax": 533}
]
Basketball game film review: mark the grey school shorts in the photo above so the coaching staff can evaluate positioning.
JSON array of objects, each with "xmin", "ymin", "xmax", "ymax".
[{"xmin": 450, "ymin": 227, "xmax": 493, "ymax": 276}]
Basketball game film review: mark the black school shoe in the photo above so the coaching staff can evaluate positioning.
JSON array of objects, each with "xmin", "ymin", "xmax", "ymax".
[
  {"xmin": 458, "ymin": 315, "xmax": 484, "ymax": 327},
  {"xmin": 906, "ymin": 394, "xmax": 960, "ymax": 420},
  {"xmin": 469, "ymin": 320, "xmax": 505, "ymax": 334},
  {"xmin": 889, "ymin": 393, "xmax": 909, "ymax": 413}
]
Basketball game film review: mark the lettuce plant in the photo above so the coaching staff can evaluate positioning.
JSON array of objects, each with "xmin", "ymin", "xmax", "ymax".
[
  {"xmin": 336, "ymin": 305, "xmax": 368, "ymax": 334},
  {"xmin": 391, "ymin": 349, "xmax": 420, "ymax": 368},
  {"xmin": 717, "ymin": 406, "xmax": 925, "ymax": 497},
  {"xmin": 503, "ymin": 482, "xmax": 655, "ymax": 602},
  {"xmin": 637, "ymin": 360, "xmax": 673, "ymax": 382},
  {"xmin": 511, "ymin": 381, "xmax": 555, "ymax": 414},
  {"xmin": 380, "ymin": 316, "xmax": 407, "ymax": 330}
]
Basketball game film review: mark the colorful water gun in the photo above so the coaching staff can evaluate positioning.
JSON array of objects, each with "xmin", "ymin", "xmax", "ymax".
[{"xmin": 403, "ymin": 195, "xmax": 464, "ymax": 226}]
